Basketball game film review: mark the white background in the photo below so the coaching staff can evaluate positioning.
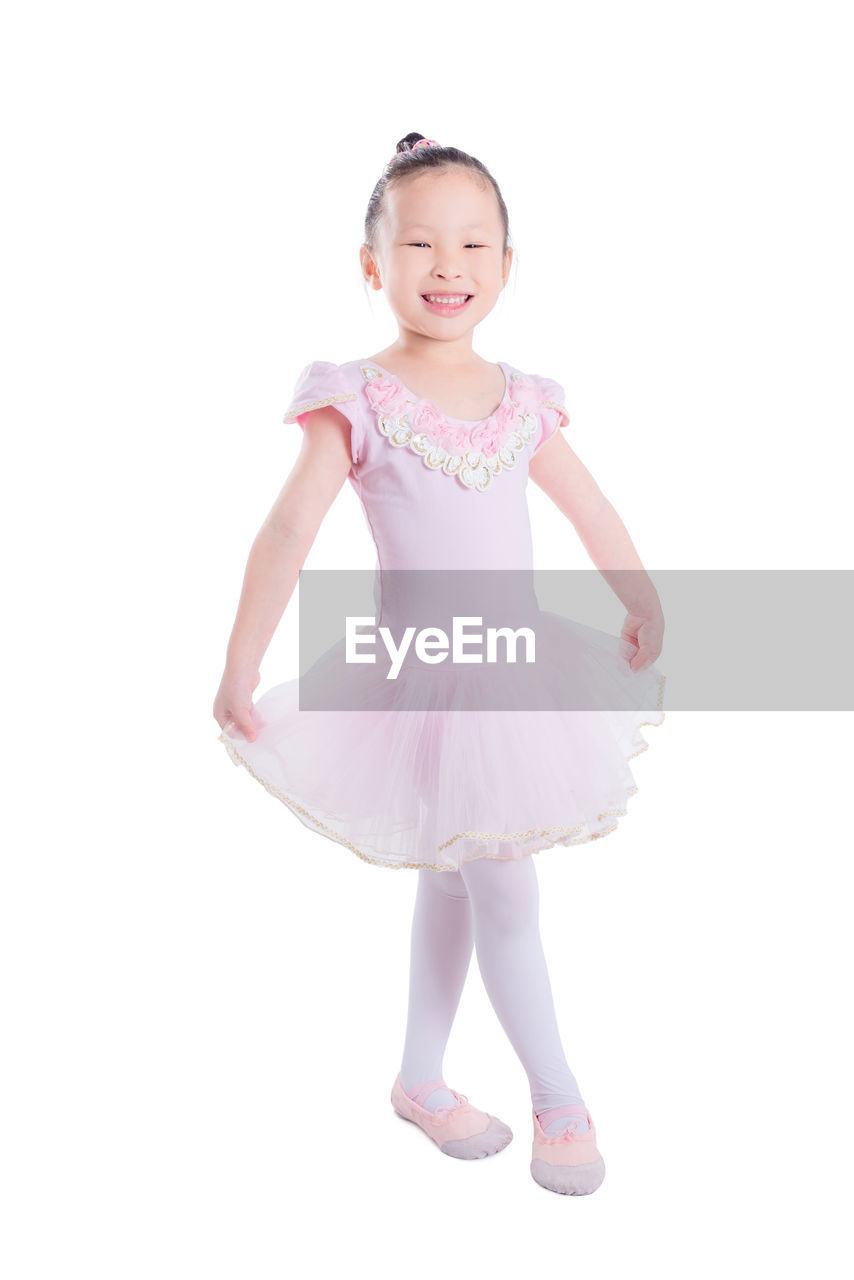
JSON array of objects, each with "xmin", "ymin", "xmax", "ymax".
[{"xmin": 2, "ymin": 2, "xmax": 852, "ymax": 1277}]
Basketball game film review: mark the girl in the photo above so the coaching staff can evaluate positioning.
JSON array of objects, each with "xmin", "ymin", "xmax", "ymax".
[{"xmin": 214, "ymin": 134, "xmax": 665, "ymax": 1196}]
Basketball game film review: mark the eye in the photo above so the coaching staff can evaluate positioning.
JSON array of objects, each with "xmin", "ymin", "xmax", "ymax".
[
  {"xmin": 407, "ymin": 243, "xmax": 429, "ymax": 248},
  {"xmin": 466, "ymin": 244, "xmax": 485, "ymax": 249}
]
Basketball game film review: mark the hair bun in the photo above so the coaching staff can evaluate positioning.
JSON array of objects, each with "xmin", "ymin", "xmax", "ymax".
[
  {"xmin": 396, "ymin": 132, "xmax": 426, "ymax": 155},
  {"xmin": 387, "ymin": 135, "xmax": 443, "ymax": 168}
]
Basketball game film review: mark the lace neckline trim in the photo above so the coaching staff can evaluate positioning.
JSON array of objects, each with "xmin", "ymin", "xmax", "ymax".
[{"xmin": 359, "ymin": 363, "xmax": 543, "ymax": 492}]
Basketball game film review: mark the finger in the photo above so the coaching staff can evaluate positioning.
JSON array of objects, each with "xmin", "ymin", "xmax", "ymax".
[
  {"xmin": 631, "ymin": 649, "xmax": 657, "ymax": 671},
  {"xmin": 235, "ymin": 713, "xmax": 258, "ymax": 742},
  {"xmin": 220, "ymin": 711, "xmax": 254, "ymax": 741}
]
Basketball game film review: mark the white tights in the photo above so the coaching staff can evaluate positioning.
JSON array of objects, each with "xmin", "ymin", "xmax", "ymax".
[{"xmin": 399, "ymin": 849, "xmax": 586, "ymax": 1115}]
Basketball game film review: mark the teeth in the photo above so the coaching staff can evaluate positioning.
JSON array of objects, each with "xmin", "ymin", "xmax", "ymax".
[{"xmin": 425, "ymin": 295, "xmax": 469, "ymax": 305}]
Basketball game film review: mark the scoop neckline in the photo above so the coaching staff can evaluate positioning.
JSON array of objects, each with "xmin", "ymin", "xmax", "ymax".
[{"xmin": 364, "ymin": 359, "xmax": 511, "ymax": 426}]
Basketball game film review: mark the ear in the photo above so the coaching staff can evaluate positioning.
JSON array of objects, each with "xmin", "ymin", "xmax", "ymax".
[
  {"xmin": 360, "ymin": 244, "xmax": 382, "ymax": 291},
  {"xmin": 502, "ymin": 246, "xmax": 513, "ymax": 285}
]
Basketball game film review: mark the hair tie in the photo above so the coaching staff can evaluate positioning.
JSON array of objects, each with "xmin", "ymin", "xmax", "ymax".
[{"xmin": 386, "ymin": 138, "xmax": 442, "ymax": 169}]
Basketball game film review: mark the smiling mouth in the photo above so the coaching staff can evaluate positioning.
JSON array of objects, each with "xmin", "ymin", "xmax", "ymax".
[{"xmin": 421, "ymin": 294, "xmax": 474, "ymax": 313}]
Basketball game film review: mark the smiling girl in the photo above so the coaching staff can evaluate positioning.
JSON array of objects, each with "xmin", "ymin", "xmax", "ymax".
[{"xmin": 214, "ymin": 133, "xmax": 665, "ymax": 1196}]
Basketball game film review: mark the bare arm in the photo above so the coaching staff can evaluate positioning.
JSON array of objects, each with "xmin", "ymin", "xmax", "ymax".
[
  {"xmin": 213, "ymin": 407, "xmax": 353, "ymax": 738},
  {"xmin": 529, "ymin": 431, "xmax": 664, "ymax": 668}
]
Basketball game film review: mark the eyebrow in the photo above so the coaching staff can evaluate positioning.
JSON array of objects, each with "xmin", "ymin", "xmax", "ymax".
[{"xmin": 400, "ymin": 224, "xmax": 486, "ymax": 231}]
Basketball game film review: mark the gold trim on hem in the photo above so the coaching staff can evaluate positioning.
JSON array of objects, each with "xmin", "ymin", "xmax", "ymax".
[{"xmin": 217, "ymin": 671, "xmax": 666, "ymax": 872}]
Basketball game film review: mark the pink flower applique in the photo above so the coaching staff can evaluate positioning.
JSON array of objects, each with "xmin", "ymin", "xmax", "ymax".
[
  {"xmin": 440, "ymin": 423, "xmax": 477, "ymax": 453},
  {"xmin": 410, "ymin": 399, "xmax": 447, "ymax": 439},
  {"xmin": 469, "ymin": 400, "xmax": 517, "ymax": 456},
  {"xmin": 364, "ymin": 376, "xmax": 409, "ymax": 417},
  {"xmin": 366, "ymin": 368, "xmax": 523, "ymax": 459},
  {"xmin": 510, "ymin": 375, "xmax": 541, "ymax": 414},
  {"xmin": 411, "ymin": 398, "xmax": 480, "ymax": 454}
]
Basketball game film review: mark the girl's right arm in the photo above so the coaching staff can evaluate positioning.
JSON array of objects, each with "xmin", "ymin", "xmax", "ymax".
[{"xmin": 213, "ymin": 408, "xmax": 354, "ymax": 741}]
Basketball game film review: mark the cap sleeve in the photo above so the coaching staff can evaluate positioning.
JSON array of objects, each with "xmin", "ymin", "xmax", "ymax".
[
  {"xmin": 531, "ymin": 375, "xmax": 570, "ymax": 455},
  {"xmin": 283, "ymin": 360, "xmax": 365, "ymax": 466}
]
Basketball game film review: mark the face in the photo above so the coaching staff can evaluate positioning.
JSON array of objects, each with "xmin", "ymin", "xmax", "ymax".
[{"xmin": 361, "ymin": 166, "xmax": 512, "ymax": 343}]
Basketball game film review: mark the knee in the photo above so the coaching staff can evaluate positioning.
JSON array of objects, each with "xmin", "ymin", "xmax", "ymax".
[{"xmin": 459, "ymin": 854, "xmax": 539, "ymax": 933}]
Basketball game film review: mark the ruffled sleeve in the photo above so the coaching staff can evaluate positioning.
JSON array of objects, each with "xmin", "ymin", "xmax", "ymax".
[
  {"xmin": 282, "ymin": 360, "xmax": 365, "ymax": 467},
  {"xmin": 531, "ymin": 375, "xmax": 570, "ymax": 455}
]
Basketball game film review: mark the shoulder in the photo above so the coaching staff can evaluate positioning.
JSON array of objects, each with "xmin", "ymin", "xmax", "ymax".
[
  {"xmin": 505, "ymin": 363, "xmax": 566, "ymax": 401},
  {"xmin": 505, "ymin": 365, "xmax": 569, "ymax": 426},
  {"xmin": 283, "ymin": 360, "xmax": 365, "ymax": 423},
  {"xmin": 504, "ymin": 364, "xmax": 571, "ymax": 456},
  {"xmin": 282, "ymin": 359, "xmax": 370, "ymax": 467}
]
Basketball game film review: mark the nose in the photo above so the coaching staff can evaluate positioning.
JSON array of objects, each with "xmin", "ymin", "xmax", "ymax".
[{"xmin": 432, "ymin": 261, "xmax": 463, "ymax": 281}]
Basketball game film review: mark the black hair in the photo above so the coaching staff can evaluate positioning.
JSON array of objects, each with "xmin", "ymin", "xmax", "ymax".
[{"xmin": 363, "ymin": 132, "xmax": 511, "ymax": 257}]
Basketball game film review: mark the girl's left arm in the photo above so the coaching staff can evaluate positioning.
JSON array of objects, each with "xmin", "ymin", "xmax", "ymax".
[{"xmin": 529, "ymin": 433, "xmax": 664, "ymax": 672}]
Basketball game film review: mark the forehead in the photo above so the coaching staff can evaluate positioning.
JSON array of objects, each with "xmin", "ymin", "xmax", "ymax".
[{"xmin": 384, "ymin": 168, "xmax": 501, "ymax": 231}]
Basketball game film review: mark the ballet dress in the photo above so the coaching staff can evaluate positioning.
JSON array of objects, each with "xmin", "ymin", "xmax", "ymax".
[{"xmin": 218, "ymin": 358, "xmax": 665, "ymax": 871}]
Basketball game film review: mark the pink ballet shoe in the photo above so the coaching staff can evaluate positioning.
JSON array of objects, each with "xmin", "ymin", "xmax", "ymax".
[
  {"xmin": 530, "ymin": 1104, "xmax": 607, "ymax": 1195},
  {"xmin": 391, "ymin": 1073, "xmax": 513, "ymax": 1159}
]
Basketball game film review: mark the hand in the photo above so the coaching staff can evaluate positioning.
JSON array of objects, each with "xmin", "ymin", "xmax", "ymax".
[
  {"xmin": 213, "ymin": 666, "xmax": 261, "ymax": 742},
  {"xmin": 619, "ymin": 608, "xmax": 664, "ymax": 674}
]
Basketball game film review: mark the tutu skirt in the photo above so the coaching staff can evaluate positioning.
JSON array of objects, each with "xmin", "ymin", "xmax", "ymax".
[{"xmin": 218, "ymin": 601, "xmax": 666, "ymax": 872}]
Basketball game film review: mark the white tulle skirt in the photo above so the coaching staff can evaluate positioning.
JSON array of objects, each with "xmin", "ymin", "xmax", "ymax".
[{"xmin": 218, "ymin": 604, "xmax": 666, "ymax": 872}]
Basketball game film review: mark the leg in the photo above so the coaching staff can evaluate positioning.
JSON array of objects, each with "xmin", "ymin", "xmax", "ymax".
[
  {"xmin": 459, "ymin": 850, "xmax": 588, "ymax": 1127},
  {"xmin": 399, "ymin": 868, "xmax": 474, "ymax": 1110}
]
